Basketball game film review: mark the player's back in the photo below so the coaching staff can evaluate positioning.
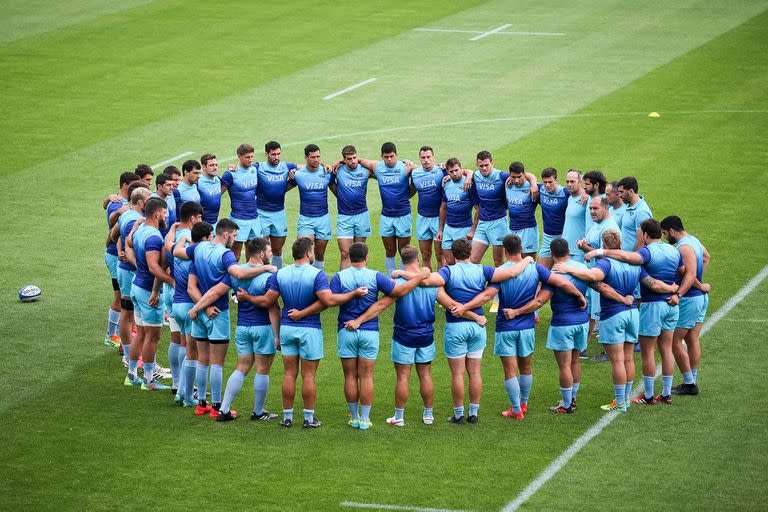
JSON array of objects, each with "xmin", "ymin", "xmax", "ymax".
[
  {"xmin": 393, "ymin": 278, "xmax": 439, "ymax": 346},
  {"xmin": 621, "ymin": 196, "xmax": 653, "ymax": 250},
  {"xmin": 495, "ymin": 262, "xmax": 550, "ymax": 331},
  {"xmin": 274, "ymin": 263, "xmax": 327, "ymax": 327},
  {"xmin": 595, "ymin": 257, "xmax": 640, "ymax": 318},
  {"xmin": 675, "ymin": 235, "xmax": 705, "ymax": 297},
  {"xmin": 331, "ymin": 266, "xmax": 393, "ymax": 330},
  {"xmin": 230, "ymin": 265, "xmax": 273, "ymax": 326},
  {"xmin": 172, "ymin": 228, "xmax": 193, "ymax": 303},
  {"xmin": 118, "ymin": 209, "xmax": 143, "ymax": 271},
  {"xmin": 639, "ymin": 242, "xmax": 681, "ymax": 302},
  {"xmin": 132, "ymin": 224, "xmax": 163, "ymax": 291},
  {"xmin": 548, "ymin": 260, "xmax": 589, "ymax": 326},
  {"xmin": 439, "ymin": 262, "xmax": 494, "ymax": 322}
]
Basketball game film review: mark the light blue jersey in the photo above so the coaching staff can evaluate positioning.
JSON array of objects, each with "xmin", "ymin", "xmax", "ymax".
[
  {"xmin": 585, "ymin": 216, "xmax": 620, "ymax": 251},
  {"xmin": 675, "ymin": 234, "xmax": 706, "ymax": 298},
  {"xmin": 335, "ymin": 164, "xmax": 369, "ymax": 216},
  {"xmin": 506, "ymin": 181, "xmax": 538, "ymax": 230},
  {"xmin": 330, "ymin": 266, "xmax": 395, "ymax": 331},
  {"xmin": 197, "ymin": 175, "xmax": 222, "ymax": 225},
  {"xmin": 637, "ymin": 242, "xmax": 682, "ymax": 302},
  {"xmin": 171, "ymin": 228, "xmax": 193, "ymax": 304},
  {"xmin": 221, "ymin": 165, "xmax": 259, "ymax": 220},
  {"xmin": 438, "ymin": 262, "xmax": 495, "ymax": 323},
  {"xmin": 473, "ymin": 168, "xmax": 509, "ymax": 221},
  {"xmin": 493, "ymin": 262, "xmax": 551, "ymax": 331},
  {"xmin": 540, "ymin": 185, "xmax": 569, "ymax": 236},
  {"xmin": 230, "ymin": 264, "xmax": 274, "ymax": 326},
  {"xmin": 543, "ymin": 259, "xmax": 589, "ymax": 327},
  {"xmin": 443, "ymin": 177, "xmax": 478, "ymax": 228},
  {"xmin": 292, "ymin": 166, "xmax": 335, "ymax": 217},
  {"xmin": 117, "ymin": 208, "xmax": 143, "ymax": 272},
  {"xmin": 392, "ymin": 278, "xmax": 439, "ymax": 348},
  {"xmin": 177, "ymin": 181, "xmax": 201, "ymax": 205},
  {"xmin": 106, "ymin": 197, "xmax": 128, "ymax": 257},
  {"xmin": 268, "ymin": 263, "xmax": 330, "ymax": 328},
  {"xmin": 609, "ymin": 203, "xmax": 628, "ymax": 228},
  {"xmin": 594, "ymin": 258, "xmax": 640, "ymax": 320},
  {"xmin": 411, "ymin": 166, "xmax": 445, "ymax": 218},
  {"xmin": 375, "ymin": 161, "xmax": 411, "ymax": 217},
  {"xmin": 132, "ymin": 224, "xmax": 164, "ymax": 292},
  {"xmin": 256, "ymin": 161, "xmax": 296, "ymax": 212},
  {"xmin": 620, "ymin": 196, "xmax": 653, "ymax": 251},
  {"xmin": 561, "ymin": 193, "xmax": 588, "ymax": 258},
  {"xmin": 186, "ymin": 241, "xmax": 238, "ymax": 311}
]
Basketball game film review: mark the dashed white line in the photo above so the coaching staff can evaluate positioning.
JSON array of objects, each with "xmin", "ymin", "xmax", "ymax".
[
  {"xmin": 469, "ymin": 23, "xmax": 513, "ymax": 41},
  {"xmin": 323, "ymin": 78, "xmax": 377, "ymax": 100},
  {"xmin": 341, "ymin": 501, "xmax": 471, "ymax": 512},
  {"xmin": 414, "ymin": 28, "xmax": 566, "ymax": 37},
  {"xmin": 151, "ymin": 151, "xmax": 193, "ymax": 169}
]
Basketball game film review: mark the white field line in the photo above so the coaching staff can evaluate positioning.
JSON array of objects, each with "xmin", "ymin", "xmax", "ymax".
[
  {"xmin": 502, "ymin": 264, "xmax": 768, "ymax": 512},
  {"xmin": 469, "ymin": 23, "xmax": 513, "ymax": 41},
  {"xmin": 723, "ymin": 318, "xmax": 768, "ymax": 322},
  {"xmin": 323, "ymin": 78, "xmax": 377, "ymax": 100},
  {"xmin": 151, "ymin": 151, "xmax": 193, "ymax": 169},
  {"xmin": 341, "ymin": 501, "xmax": 471, "ymax": 512},
  {"xmin": 414, "ymin": 28, "xmax": 566, "ymax": 37}
]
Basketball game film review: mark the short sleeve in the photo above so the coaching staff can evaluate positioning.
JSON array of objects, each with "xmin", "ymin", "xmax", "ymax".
[
  {"xmin": 639, "ymin": 268, "xmax": 649, "ymax": 280},
  {"xmin": 437, "ymin": 266, "xmax": 451, "ymax": 284},
  {"xmin": 268, "ymin": 273, "xmax": 280, "ymax": 292},
  {"xmin": 146, "ymin": 235, "xmax": 164, "ymax": 253},
  {"xmin": 222, "ymin": 275, "xmax": 233, "ymax": 289},
  {"xmin": 328, "ymin": 172, "xmax": 336, "ymax": 186},
  {"xmin": 314, "ymin": 271, "xmax": 330, "ymax": 292},
  {"xmin": 329, "ymin": 274, "xmax": 342, "ymax": 294},
  {"xmin": 107, "ymin": 201, "xmax": 123, "ymax": 217},
  {"xmin": 189, "ymin": 261, "xmax": 198, "ymax": 276},
  {"xmin": 125, "ymin": 219, "xmax": 137, "ymax": 233},
  {"xmin": 594, "ymin": 258, "xmax": 611, "ymax": 278},
  {"xmin": 220, "ymin": 171, "xmax": 233, "ymax": 189},
  {"xmin": 469, "ymin": 185, "xmax": 479, "ymax": 205},
  {"xmin": 376, "ymin": 272, "xmax": 396, "ymax": 296},
  {"xmin": 541, "ymin": 282, "xmax": 555, "ymax": 293},
  {"xmin": 535, "ymin": 263, "xmax": 552, "ymax": 283},
  {"xmin": 482, "ymin": 265, "xmax": 495, "ymax": 283},
  {"xmin": 442, "ymin": 188, "xmax": 448, "ymax": 203},
  {"xmin": 637, "ymin": 247, "xmax": 651, "ymax": 265},
  {"xmin": 499, "ymin": 172, "xmax": 510, "ymax": 182},
  {"xmin": 221, "ymin": 251, "xmax": 238, "ymax": 271},
  {"xmin": 287, "ymin": 162, "xmax": 298, "ymax": 171},
  {"xmin": 185, "ymin": 244, "xmax": 196, "ymax": 259},
  {"xmin": 636, "ymin": 208, "xmax": 652, "ymax": 223}
]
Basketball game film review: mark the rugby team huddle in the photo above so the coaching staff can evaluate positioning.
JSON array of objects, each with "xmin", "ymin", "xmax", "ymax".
[{"xmin": 101, "ymin": 141, "xmax": 710, "ymax": 429}]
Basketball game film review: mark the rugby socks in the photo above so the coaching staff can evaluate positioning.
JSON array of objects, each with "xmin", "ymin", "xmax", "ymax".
[
  {"xmin": 572, "ymin": 381, "xmax": 581, "ymax": 401},
  {"xmin": 682, "ymin": 370, "xmax": 695, "ymax": 385},
  {"xmin": 395, "ymin": 408, "xmax": 404, "ymax": 421},
  {"xmin": 196, "ymin": 364, "xmax": 209, "ymax": 403},
  {"xmin": 625, "ymin": 381, "xmax": 633, "ymax": 402},
  {"xmin": 122, "ymin": 343, "xmax": 132, "ymax": 364},
  {"xmin": 468, "ymin": 403, "xmax": 479, "ymax": 417},
  {"xmin": 347, "ymin": 402, "xmax": 359, "ymax": 420},
  {"xmin": 691, "ymin": 368, "xmax": 698, "ymax": 383},
  {"xmin": 168, "ymin": 342, "xmax": 181, "ymax": 389},
  {"xmin": 385, "ymin": 257, "xmax": 396, "ymax": 276},
  {"xmin": 643, "ymin": 375, "xmax": 655, "ymax": 399},
  {"xmin": 107, "ymin": 309, "xmax": 120, "ymax": 337},
  {"xmin": 176, "ymin": 346, "xmax": 187, "ymax": 393},
  {"xmin": 312, "ymin": 260, "xmax": 325, "ymax": 271},
  {"xmin": 271, "ymin": 255, "xmax": 283, "ymax": 269},
  {"xmin": 128, "ymin": 358, "xmax": 139, "ymax": 378},
  {"xmin": 221, "ymin": 370, "xmax": 245, "ymax": 414},
  {"xmin": 303, "ymin": 409, "xmax": 314, "ymax": 422},
  {"xmin": 143, "ymin": 362, "xmax": 156, "ymax": 385},
  {"xmin": 613, "ymin": 384, "xmax": 625, "ymax": 406},
  {"xmin": 253, "ymin": 374, "xmax": 269, "ymax": 415},
  {"xmin": 560, "ymin": 387, "xmax": 573, "ymax": 408},
  {"xmin": 453, "ymin": 406, "xmax": 464, "ymax": 419},
  {"xmin": 423, "ymin": 407, "xmax": 433, "ymax": 419},
  {"xmin": 182, "ymin": 360, "xmax": 196, "ymax": 401},
  {"xmin": 361, "ymin": 405, "xmax": 371, "ymax": 423},
  {"xmin": 662, "ymin": 375, "xmax": 673, "ymax": 396},
  {"xmin": 504, "ymin": 377, "xmax": 521, "ymax": 413},
  {"xmin": 210, "ymin": 364, "xmax": 223, "ymax": 404},
  {"xmin": 283, "ymin": 409, "xmax": 293, "ymax": 421},
  {"xmin": 520, "ymin": 374, "xmax": 533, "ymax": 405}
]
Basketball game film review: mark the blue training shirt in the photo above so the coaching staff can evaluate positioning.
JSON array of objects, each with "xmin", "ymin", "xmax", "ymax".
[
  {"xmin": 438, "ymin": 262, "xmax": 495, "ymax": 323},
  {"xmin": 186, "ymin": 241, "xmax": 238, "ymax": 311},
  {"xmin": 609, "ymin": 203, "xmax": 627, "ymax": 228},
  {"xmin": 375, "ymin": 161, "xmax": 411, "ymax": 218},
  {"xmin": 506, "ymin": 181, "xmax": 538, "ymax": 230},
  {"xmin": 329, "ymin": 266, "xmax": 395, "ymax": 331},
  {"xmin": 177, "ymin": 181, "xmax": 201, "ymax": 205},
  {"xmin": 151, "ymin": 192, "xmax": 176, "ymax": 238},
  {"xmin": 106, "ymin": 197, "xmax": 128, "ymax": 256},
  {"xmin": 197, "ymin": 175, "xmax": 222, "ymax": 225},
  {"xmin": 221, "ymin": 165, "xmax": 259, "ymax": 220},
  {"xmin": 256, "ymin": 161, "xmax": 297, "ymax": 212},
  {"xmin": 269, "ymin": 263, "xmax": 330, "ymax": 329},
  {"xmin": 561, "ymin": 194, "xmax": 588, "ymax": 257},
  {"xmin": 543, "ymin": 259, "xmax": 589, "ymax": 327},
  {"xmin": 291, "ymin": 166, "xmax": 335, "ymax": 217},
  {"xmin": 637, "ymin": 242, "xmax": 682, "ymax": 302},
  {"xmin": 473, "ymin": 168, "xmax": 509, "ymax": 222},
  {"xmin": 539, "ymin": 185, "xmax": 570, "ymax": 236},
  {"xmin": 132, "ymin": 224, "xmax": 164, "ymax": 292},
  {"xmin": 392, "ymin": 278, "xmax": 439, "ymax": 348},
  {"xmin": 117, "ymin": 208, "xmax": 143, "ymax": 271},
  {"xmin": 620, "ymin": 196, "xmax": 653, "ymax": 251},
  {"xmin": 492, "ymin": 262, "xmax": 551, "ymax": 331},
  {"xmin": 335, "ymin": 164, "xmax": 369, "ymax": 216},
  {"xmin": 442, "ymin": 177, "xmax": 478, "ymax": 228},
  {"xmin": 411, "ymin": 166, "xmax": 446, "ymax": 218},
  {"xmin": 675, "ymin": 234, "xmax": 706, "ymax": 298},
  {"xmin": 230, "ymin": 264, "xmax": 274, "ymax": 327},
  {"xmin": 585, "ymin": 217, "xmax": 620, "ymax": 251},
  {"xmin": 594, "ymin": 258, "xmax": 640, "ymax": 320},
  {"xmin": 171, "ymin": 228, "xmax": 193, "ymax": 304}
]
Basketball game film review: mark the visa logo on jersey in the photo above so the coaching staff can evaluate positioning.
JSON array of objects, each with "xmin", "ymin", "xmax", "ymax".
[
  {"xmin": 306, "ymin": 182, "xmax": 326, "ymax": 190},
  {"xmin": 240, "ymin": 179, "xmax": 258, "ymax": 188},
  {"xmin": 541, "ymin": 196, "xmax": 561, "ymax": 206},
  {"xmin": 381, "ymin": 176, "xmax": 401, "ymax": 185},
  {"xmin": 265, "ymin": 175, "xmax": 285, "ymax": 183},
  {"xmin": 476, "ymin": 183, "xmax": 497, "ymax": 191},
  {"xmin": 343, "ymin": 180, "xmax": 363, "ymax": 188},
  {"xmin": 446, "ymin": 194, "xmax": 462, "ymax": 202},
  {"xmin": 508, "ymin": 197, "xmax": 525, "ymax": 206},
  {"xmin": 418, "ymin": 180, "xmax": 437, "ymax": 189}
]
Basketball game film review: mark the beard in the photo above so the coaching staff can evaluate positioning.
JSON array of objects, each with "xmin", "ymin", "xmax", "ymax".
[{"xmin": 158, "ymin": 217, "xmax": 167, "ymax": 231}]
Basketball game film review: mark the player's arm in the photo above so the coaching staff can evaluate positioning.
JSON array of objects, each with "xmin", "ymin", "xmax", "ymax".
[
  {"xmin": 576, "ymin": 239, "xmax": 598, "ymax": 253},
  {"xmin": 553, "ymin": 262, "xmax": 606, "ymax": 283},
  {"xmin": 489, "ymin": 257, "xmax": 535, "ymax": 282},
  {"xmin": 329, "ymin": 180, "xmax": 338, "ymax": 197},
  {"xmin": 164, "ymin": 223, "xmax": 179, "ymax": 253},
  {"xmin": 228, "ymin": 264, "xmax": 277, "ymax": 280},
  {"xmin": 147, "ymin": 250, "xmax": 174, "ymax": 286},
  {"xmin": 109, "ymin": 221, "xmax": 121, "ymax": 243},
  {"xmin": 461, "ymin": 169, "xmax": 475, "ymax": 191},
  {"xmin": 356, "ymin": 158, "xmax": 378, "ymax": 172},
  {"xmin": 584, "ymin": 248, "xmax": 644, "ymax": 265},
  {"xmin": 467, "ymin": 204, "xmax": 480, "ymax": 239},
  {"xmin": 676, "ymin": 244, "xmax": 697, "ymax": 297},
  {"xmin": 316, "ymin": 286, "xmax": 368, "ymax": 307},
  {"xmin": 438, "ymin": 287, "xmax": 487, "ymax": 326},
  {"xmin": 524, "ymin": 172, "xmax": 539, "ymax": 200},
  {"xmin": 436, "ymin": 202, "xmax": 447, "ymax": 242},
  {"xmin": 236, "ymin": 288, "xmax": 280, "ymax": 308},
  {"xmin": 593, "ymin": 282, "xmax": 634, "ymax": 307},
  {"xmin": 188, "ymin": 282, "xmax": 231, "ymax": 319},
  {"xmin": 388, "ymin": 268, "xmax": 431, "ymax": 298},
  {"xmin": 269, "ymin": 304, "xmax": 281, "ymax": 351},
  {"xmin": 546, "ymin": 273, "xmax": 587, "ymax": 306},
  {"xmin": 639, "ymin": 274, "xmax": 679, "ymax": 294},
  {"xmin": 502, "ymin": 289, "xmax": 553, "ymax": 320},
  {"xmin": 344, "ymin": 295, "xmax": 396, "ymax": 331},
  {"xmin": 108, "ymin": 204, "xmax": 130, "ymax": 227},
  {"xmin": 450, "ymin": 286, "xmax": 499, "ymax": 317},
  {"xmin": 702, "ymin": 244, "xmax": 711, "ymax": 272},
  {"xmin": 286, "ymin": 299, "xmax": 328, "ymax": 322}
]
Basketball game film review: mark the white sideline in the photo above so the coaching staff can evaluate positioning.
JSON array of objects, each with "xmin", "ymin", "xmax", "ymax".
[
  {"xmin": 501, "ymin": 264, "xmax": 768, "ymax": 512},
  {"xmin": 469, "ymin": 24, "xmax": 512, "ymax": 41},
  {"xmin": 151, "ymin": 151, "xmax": 193, "ymax": 169},
  {"xmin": 414, "ymin": 28, "xmax": 566, "ymax": 37},
  {"xmin": 323, "ymin": 78, "xmax": 377, "ymax": 100},
  {"xmin": 341, "ymin": 501, "xmax": 471, "ymax": 512}
]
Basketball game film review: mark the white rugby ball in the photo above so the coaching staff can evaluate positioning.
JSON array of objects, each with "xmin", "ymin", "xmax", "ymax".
[{"xmin": 19, "ymin": 285, "xmax": 42, "ymax": 302}]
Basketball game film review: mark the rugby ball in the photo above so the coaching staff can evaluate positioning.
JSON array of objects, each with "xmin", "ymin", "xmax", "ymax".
[{"xmin": 19, "ymin": 285, "xmax": 42, "ymax": 302}]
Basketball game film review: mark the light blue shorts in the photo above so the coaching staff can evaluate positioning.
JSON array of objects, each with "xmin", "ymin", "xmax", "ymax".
[
  {"xmin": 337, "ymin": 329, "xmax": 379, "ymax": 360},
  {"xmin": 444, "ymin": 322, "xmax": 487, "ymax": 358},
  {"xmin": 171, "ymin": 302, "xmax": 194, "ymax": 335},
  {"xmin": 117, "ymin": 267, "xmax": 136, "ymax": 299},
  {"xmin": 600, "ymin": 309, "xmax": 639, "ymax": 344},
  {"xmin": 473, "ymin": 218, "xmax": 508, "ymax": 246},
  {"xmin": 235, "ymin": 325, "xmax": 276, "ymax": 356},
  {"xmin": 257, "ymin": 209, "xmax": 288, "ymax": 237},
  {"xmin": 131, "ymin": 284, "xmax": 164, "ymax": 327},
  {"xmin": 441, "ymin": 225, "xmax": 472, "ymax": 250},
  {"xmin": 639, "ymin": 301, "xmax": 679, "ymax": 337},
  {"xmin": 231, "ymin": 216, "xmax": 262, "ymax": 242},
  {"xmin": 391, "ymin": 338, "xmax": 435, "ymax": 365},
  {"xmin": 494, "ymin": 328, "xmax": 536, "ymax": 357},
  {"xmin": 191, "ymin": 309, "xmax": 231, "ymax": 341},
  {"xmin": 416, "ymin": 214, "xmax": 440, "ymax": 241},
  {"xmin": 379, "ymin": 213, "xmax": 412, "ymax": 238},
  {"xmin": 547, "ymin": 322, "xmax": 589, "ymax": 351},
  {"xmin": 510, "ymin": 226, "xmax": 540, "ymax": 254},
  {"xmin": 677, "ymin": 294, "xmax": 709, "ymax": 330},
  {"xmin": 538, "ymin": 233, "xmax": 558, "ymax": 258},
  {"xmin": 337, "ymin": 212, "xmax": 372, "ymax": 239},
  {"xmin": 589, "ymin": 288, "xmax": 601, "ymax": 320},
  {"xmin": 105, "ymin": 252, "xmax": 119, "ymax": 279},
  {"xmin": 298, "ymin": 213, "xmax": 332, "ymax": 240},
  {"xmin": 162, "ymin": 282, "xmax": 174, "ymax": 312},
  {"xmin": 280, "ymin": 325, "xmax": 323, "ymax": 360}
]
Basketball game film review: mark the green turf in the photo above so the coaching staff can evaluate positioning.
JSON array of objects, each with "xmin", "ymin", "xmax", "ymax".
[{"xmin": 0, "ymin": 1, "xmax": 767, "ymax": 510}]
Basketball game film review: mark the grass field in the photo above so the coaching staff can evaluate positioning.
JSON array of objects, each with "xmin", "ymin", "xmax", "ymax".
[{"xmin": 1, "ymin": 1, "xmax": 767, "ymax": 510}]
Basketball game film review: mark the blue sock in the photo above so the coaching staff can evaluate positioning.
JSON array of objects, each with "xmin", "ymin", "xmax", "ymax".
[
  {"xmin": 143, "ymin": 362, "xmax": 156, "ymax": 384},
  {"xmin": 560, "ymin": 387, "xmax": 573, "ymax": 407},
  {"xmin": 312, "ymin": 260, "xmax": 325, "ymax": 271},
  {"xmin": 283, "ymin": 409, "xmax": 293, "ymax": 421},
  {"xmin": 176, "ymin": 347, "xmax": 187, "ymax": 392},
  {"xmin": 385, "ymin": 257, "xmax": 396, "ymax": 276},
  {"xmin": 504, "ymin": 377, "xmax": 521, "ymax": 413},
  {"xmin": 253, "ymin": 374, "xmax": 269, "ymax": 415},
  {"xmin": 572, "ymin": 381, "xmax": 580, "ymax": 401},
  {"xmin": 303, "ymin": 409, "xmax": 314, "ymax": 422},
  {"xmin": 395, "ymin": 408, "xmax": 404, "ymax": 420},
  {"xmin": 221, "ymin": 370, "xmax": 245, "ymax": 414},
  {"xmin": 122, "ymin": 343, "xmax": 131, "ymax": 361},
  {"xmin": 347, "ymin": 402, "xmax": 359, "ymax": 420},
  {"xmin": 453, "ymin": 406, "xmax": 464, "ymax": 419},
  {"xmin": 271, "ymin": 255, "xmax": 283, "ymax": 269},
  {"xmin": 196, "ymin": 364, "xmax": 209, "ymax": 402},
  {"xmin": 182, "ymin": 360, "xmax": 196, "ymax": 401},
  {"xmin": 469, "ymin": 403, "xmax": 479, "ymax": 417},
  {"xmin": 128, "ymin": 359, "xmax": 139, "ymax": 377},
  {"xmin": 625, "ymin": 381, "xmax": 633, "ymax": 401},
  {"xmin": 520, "ymin": 374, "xmax": 533, "ymax": 404},
  {"xmin": 210, "ymin": 364, "xmax": 223, "ymax": 404},
  {"xmin": 168, "ymin": 342, "xmax": 181, "ymax": 389},
  {"xmin": 423, "ymin": 407, "xmax": 433, "ymax": 418},
  {"xmin": 361, "ymin": 405, "xmax": 371, "ymax": 422},
  {"xmin": 643, "ymin": 375, "xmax": 654, "ymax": 399},
  {"xmin": 662, "ymin": 375, "xmax": 673, "ymax": 396},
  {"xmin": 691, "ymin": 368, "xmax": 698, "ymax": 383},
  {"xmin": 682, "ymin": 370, "xmax": 695, "ymax": 385},
  {"xmin": 107, "ymin": 309, "xmax": 120, "ymax": 336},
  {"xmin": 613, "ymin": 384, "xmax": 626, "ymax": 406}
]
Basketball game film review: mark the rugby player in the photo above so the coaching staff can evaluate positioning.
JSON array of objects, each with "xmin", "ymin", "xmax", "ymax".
[
  {"xmin": 331, "ymin": 145, "xmax": 372, "ymax": 269},
  {"xmin": 605, "ymin": 181, "xmax": 627, "ymax": 227},
  {"xmin": 410, "ymin": 146, "xmax": 446, "ymax": 270},
  {"xmin": 617, "ymin": 176, "xmax": 653, "ymax": 251},
  {"xmin": 256, "ymin": 141, "xmax": 298, "ymax": 269},
  {"xmin": 538, "ymin": 168, "xmax": 570, "ymax": 269},
  {"xmin": 506, "ymin": 162, "xmax": 539, "ymax": 258},
  {"xmin": 198, "ymin": 154, "xmax": 222, "ymax": 227},
  {"xmin": 222, "ymin": 144, "xmax": 260, "ymax": 262},
  {"xmin": 177, "ymin": 159, "xmax": 202, "ymax": 207},
  {"xmin": 437, "ymin": 157, "xmax": 479, "ymax": 265}
]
